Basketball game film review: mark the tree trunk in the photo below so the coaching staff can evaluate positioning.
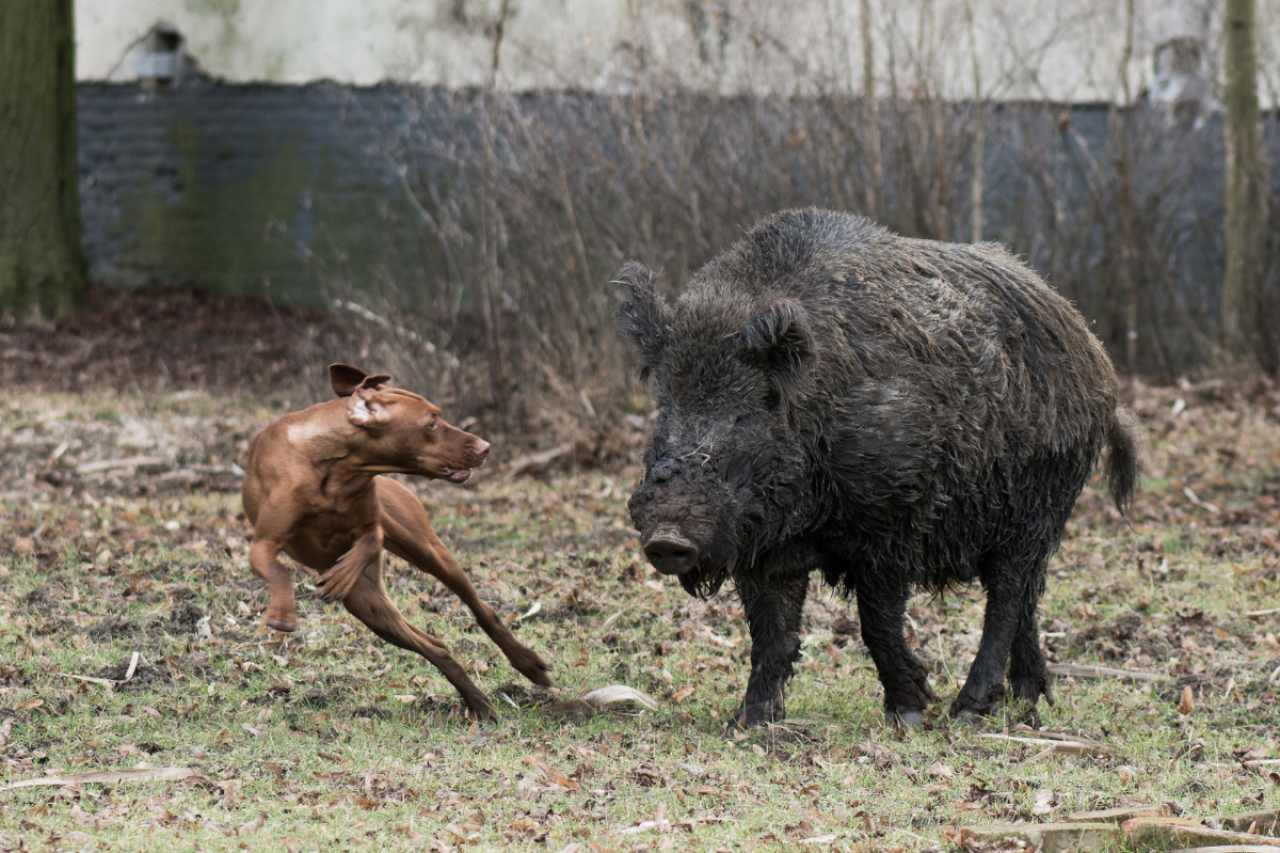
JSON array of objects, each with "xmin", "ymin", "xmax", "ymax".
[
  {"xmin": 1115, "ymin": 0, "xmax": 1140, "ymax": 382},
  {"xmin": 1219, "ymin": 0, "xmax": 1269, "ymax": 368},
  {"xmin": 0, "ymin": 0, "xmax": 86, "ymax": 319},
  {"xmin": 965, "ymin": 0, "xmax": 984, "ymax": 244},
  {"xmin": 859, "ymin": 0, "xmax": 884, "ymax": 222}
]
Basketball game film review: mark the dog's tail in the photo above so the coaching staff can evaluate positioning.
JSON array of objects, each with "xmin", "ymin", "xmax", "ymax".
[{"xmin": 1105, "ymin": 409, "xmax": 1140, "ymax": 517}]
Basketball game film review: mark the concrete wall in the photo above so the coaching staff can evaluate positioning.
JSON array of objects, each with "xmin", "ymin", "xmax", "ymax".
[
  {"xmin": 78, "ymin": 78, "xmax": 412, "ymax": 304},
  {"xmin": 75, "ymin": 0, "xmax": 1280, "ymax": 104},
  {"xmin": 75, "ymin": 74, "xmax": 1272, "ymax": 296}
]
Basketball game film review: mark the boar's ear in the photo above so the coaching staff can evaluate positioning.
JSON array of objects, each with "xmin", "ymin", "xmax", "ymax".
[
  {"xmin": 742, "ymin": 301, "xmax": 814, "ymax": 387},
  {"xmin": 613, "ymin": 262, "xmax": 673, "ymax": 380}
]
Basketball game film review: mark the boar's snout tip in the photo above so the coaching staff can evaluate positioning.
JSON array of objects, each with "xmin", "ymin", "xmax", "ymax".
[{"xmin": 642, "ymin": 525, "xmax": 699, "ymax": 575}]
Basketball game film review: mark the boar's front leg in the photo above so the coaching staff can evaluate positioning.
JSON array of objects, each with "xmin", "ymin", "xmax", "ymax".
[
  {"xmin": 855, "ymin": 579, "xmax": 936, "ymax": 726},
  {"xmin": 734, "ymin": 570, "xmax": 810, "ymax": 726}
]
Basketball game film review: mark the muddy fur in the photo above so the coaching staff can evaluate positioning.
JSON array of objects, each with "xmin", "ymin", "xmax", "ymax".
[{"xmin": 616, "ymin": 208, "xmax": 1139, "ymax": 726}]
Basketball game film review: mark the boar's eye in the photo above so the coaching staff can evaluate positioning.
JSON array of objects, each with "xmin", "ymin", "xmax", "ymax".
[{"xmin": 717, "ymin": 453, "xmax": 754, "ymax": 486}]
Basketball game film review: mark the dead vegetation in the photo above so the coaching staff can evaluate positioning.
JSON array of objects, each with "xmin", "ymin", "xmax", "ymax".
[{"xmin": 1, "ymin": 322, "xmax": 1279, "ymax": 849}]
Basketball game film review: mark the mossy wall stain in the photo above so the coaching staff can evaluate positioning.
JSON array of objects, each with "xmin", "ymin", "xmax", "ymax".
[
  {"xmin": 111, "ymin": 120, "xmax": 312, "ymax": 301},
  {"xmin": 81, "ymin": 83, "xmax": 422, "ymax": 307}
]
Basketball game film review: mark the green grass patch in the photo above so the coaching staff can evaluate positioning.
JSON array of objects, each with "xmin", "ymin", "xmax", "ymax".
[{"xmin": 2, "ymin": 386, "xmax": 1278, "ymax": 851}]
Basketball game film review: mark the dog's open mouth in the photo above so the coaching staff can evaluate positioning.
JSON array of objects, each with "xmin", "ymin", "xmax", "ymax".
[{"xmin": 442, "ymin": 467, "xmax": 472, "ymax": 483}]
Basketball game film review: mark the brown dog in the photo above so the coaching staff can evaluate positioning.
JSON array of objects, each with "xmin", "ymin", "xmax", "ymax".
[{"xmin": 241, "ymin": 363, "xmax": 551, "ymax": 719}]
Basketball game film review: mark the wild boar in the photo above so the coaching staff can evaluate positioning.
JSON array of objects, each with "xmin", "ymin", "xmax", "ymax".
[{"xmin": 615, "ymin": 208, "xmax": 1137, "ymax": 726}]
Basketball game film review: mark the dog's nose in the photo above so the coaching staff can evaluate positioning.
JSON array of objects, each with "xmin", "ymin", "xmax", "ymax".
[
  {"xmin": 472, "ymin": 439, "xmax": 490, "ymax": 460},
  {"xmin": 643, "ymin": 528, "xmax": 699, "ymax": 575}
]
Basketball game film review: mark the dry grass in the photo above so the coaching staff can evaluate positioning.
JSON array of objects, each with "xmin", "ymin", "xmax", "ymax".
[{"xmin": 1, "ymin": 379, "xmax": 1279, "ymax": 852}]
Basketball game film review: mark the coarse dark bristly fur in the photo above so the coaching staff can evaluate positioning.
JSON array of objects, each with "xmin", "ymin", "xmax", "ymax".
[{"xmin": 615, "ymin": 208, "xmax": 1139, "ymax": 727}]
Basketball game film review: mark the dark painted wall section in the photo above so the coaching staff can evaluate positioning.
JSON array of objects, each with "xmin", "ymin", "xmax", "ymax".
[
  {"xmin": 77, "ymin": 79, "xmax": 420, "ymax": 305},
  {"xmin": 75, "ymin": 80, "xmax": 1278, "ymax": 333}
]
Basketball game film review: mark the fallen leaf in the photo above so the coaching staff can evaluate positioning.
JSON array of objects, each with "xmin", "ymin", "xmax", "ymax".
[
  {"xmin": 671, "ymin": 685, "xmax": 696, "ymax": 703},
  {"xmin": 1032, "ymin": 789, "xmax": 1056, "ymax": 816},
  {"xmin": 1178, "ymin": 685, "xmax": 1195, "ymax": 715},
  {"xmin": 237, "ymin": 813, "xmax": 266, "ymax": 835}
]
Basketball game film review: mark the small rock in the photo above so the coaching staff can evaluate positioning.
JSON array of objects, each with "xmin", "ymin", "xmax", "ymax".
[{"xmin": 960, "ymin": 822, "xmax": 1123, "ymax": 853}]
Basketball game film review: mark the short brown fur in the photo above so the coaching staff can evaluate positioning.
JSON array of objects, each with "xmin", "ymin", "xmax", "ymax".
[{"xmin": 241, "ymin": 364, "xmax": 551, "ymax": 719}]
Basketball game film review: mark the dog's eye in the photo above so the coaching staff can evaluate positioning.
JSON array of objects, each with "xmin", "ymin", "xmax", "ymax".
[{"xmin": 426, "ymin": 421, "xmax": 439, "ymax": 432}]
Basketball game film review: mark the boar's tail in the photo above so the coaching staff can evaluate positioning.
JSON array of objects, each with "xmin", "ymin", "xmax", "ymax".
[{"xmin": 1104, "ymin": 410, "xmax": 1140, "ymax": 517}]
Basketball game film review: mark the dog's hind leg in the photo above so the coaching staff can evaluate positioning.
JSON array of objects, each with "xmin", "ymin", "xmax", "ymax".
[
  {"xmin": 342, "ymin": 569, "xmax": 495, "ymax": 720},
  {"xmin": 376, "ymin": 479, "xmax": 552, "ymax": 686}
]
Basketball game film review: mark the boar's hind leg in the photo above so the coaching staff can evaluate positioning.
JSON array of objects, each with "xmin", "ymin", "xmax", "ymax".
[
  {"xmin": 951, "ymin": 553, "xmax": 1047, "ymax": 720},
  {"xmin": 1008, "ymin": 597, "xmax": 1052, "ymax": 706},
  {"xmin": 735, "ymin": 571, "xmax": 810, "ymax": 726},
  {"xmin": 855, "ymin": 582, "xmax": 936, "ymax": 727},
  {"xmin": 1009, "ymin": 551, "xmax": 1054, "ymax": 707}
]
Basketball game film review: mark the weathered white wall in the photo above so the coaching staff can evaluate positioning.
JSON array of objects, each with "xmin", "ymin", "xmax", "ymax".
[{"xmin": 75, "ymin": 0, "xmax": 1280, "ymax": 104}]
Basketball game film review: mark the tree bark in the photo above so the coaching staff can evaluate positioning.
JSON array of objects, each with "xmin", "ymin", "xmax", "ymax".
[
  {"xmin": 1219, "ymin": 0, "xmax": 1269, "ymax": 368},
  {"xmin": 860, "ymin": 0, "xmax": 884, "ymax": 222},
  {"xmin": 1115, "ymin": 0, "xmax": 1140, "ymax": 382},
  {"xmin": 965, "ymin": 0, "xmax": 984, "ymax": 244},
  {"xmin": 0, "ymin": 0, "xmax": 86, "ymax": 319}
]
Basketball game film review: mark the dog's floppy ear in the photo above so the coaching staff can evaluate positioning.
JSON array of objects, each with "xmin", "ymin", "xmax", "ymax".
[
  {"xmin": 614, "ymin": 262, "xmax": 673, "ymax": 381},
  {"xmin": 331, "ymin": 364, "xmax": 392, "ymax": 397},
  {"xmin": 347, "ymin": 387, "xmax": 392, "ymax": 428},
  {"xmin": 330, "ymin": 364, "xmax": 367, "ymax": 397}
]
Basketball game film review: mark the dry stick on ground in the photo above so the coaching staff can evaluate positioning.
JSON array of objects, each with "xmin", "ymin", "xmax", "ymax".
[
  {"xmin": 1, "ymin": 767, "xmax": 200, "ymax": 791},
  {"xmin": 1049, "ymin": 663, "xmax": 1166, "ymax": 682}
]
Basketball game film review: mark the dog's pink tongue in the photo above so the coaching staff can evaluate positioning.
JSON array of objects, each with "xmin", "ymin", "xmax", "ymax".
[{"xmin": 447, "ymin": 469, "xmax": 472, "ymax": 483}]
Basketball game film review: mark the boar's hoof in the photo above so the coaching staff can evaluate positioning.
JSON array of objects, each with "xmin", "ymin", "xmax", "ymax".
[
  {"xmin": 950, "ymin": 708, "xmax": 982, "ymax": 726},
  {"xmin": 887, "ymin": 707, "xmax": 925, "ymax": 728},
  {"xmin": 643, "ymin": 526, "xmax": 699, "ymax": 575},
  {"xmin": 730, "ymin": 701, "xmax": 783, "ymax": 728}
]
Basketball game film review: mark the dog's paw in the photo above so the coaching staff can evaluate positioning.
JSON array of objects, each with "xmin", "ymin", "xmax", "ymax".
[
  {"xmin": 316, "ymin": 563, "xmax": 361, "ymax": 603},
  {"xmin": 464, "ymin": 697, "xmax": 497, "ymax": 722},
  {"xmin": 516, "ymin": 651, "xmax": 553, "ymax": 686},
  {"xmin": 265, "ymin": 614, "xmax": 298, "ymax": 633}
]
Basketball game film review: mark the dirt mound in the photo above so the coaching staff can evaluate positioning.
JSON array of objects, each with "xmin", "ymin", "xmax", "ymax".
[
  {"xmin": 92, "ymin": 655, "xmax": 171, "ymax": 692},
  {"xmin": 1, "ymin": 286, "xmax": 343, "ymax": 396},
  {"xmin": 154, "ymin": 600, "xmax": 205, "ymax": 635},
  {"xmin": 23, "ymin": 587, "xmax": 59, "ymax": 615}
]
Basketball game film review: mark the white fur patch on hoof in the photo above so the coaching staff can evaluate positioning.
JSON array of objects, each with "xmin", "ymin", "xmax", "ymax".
[{"xmin": 889, "ymin": 708, "xmax": 925, "ymax": 728}]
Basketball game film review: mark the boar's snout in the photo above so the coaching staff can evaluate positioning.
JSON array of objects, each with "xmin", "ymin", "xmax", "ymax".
[{"xmin": 642, "ymin": 523, "xmax": 699, "ymax": 575}]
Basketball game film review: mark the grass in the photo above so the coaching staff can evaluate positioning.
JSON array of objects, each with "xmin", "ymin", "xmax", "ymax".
[{"xmin": 1, "ymin": 384, "xmax": 1279, "ymax": 852}]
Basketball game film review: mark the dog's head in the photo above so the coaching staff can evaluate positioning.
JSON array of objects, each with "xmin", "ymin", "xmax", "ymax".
[{"xmin": 329, "ymin": 364, "xmax": 489, "ymax": 483}]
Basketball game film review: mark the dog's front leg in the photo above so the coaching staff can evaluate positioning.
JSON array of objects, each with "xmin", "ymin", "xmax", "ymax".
[
  {"xmin": 316, "ymin": 526, "xmax": 384, "ymax": 604},
  {"xmin": 249, "ymin": 536, "xmax": 300, "ymax": 633}
]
